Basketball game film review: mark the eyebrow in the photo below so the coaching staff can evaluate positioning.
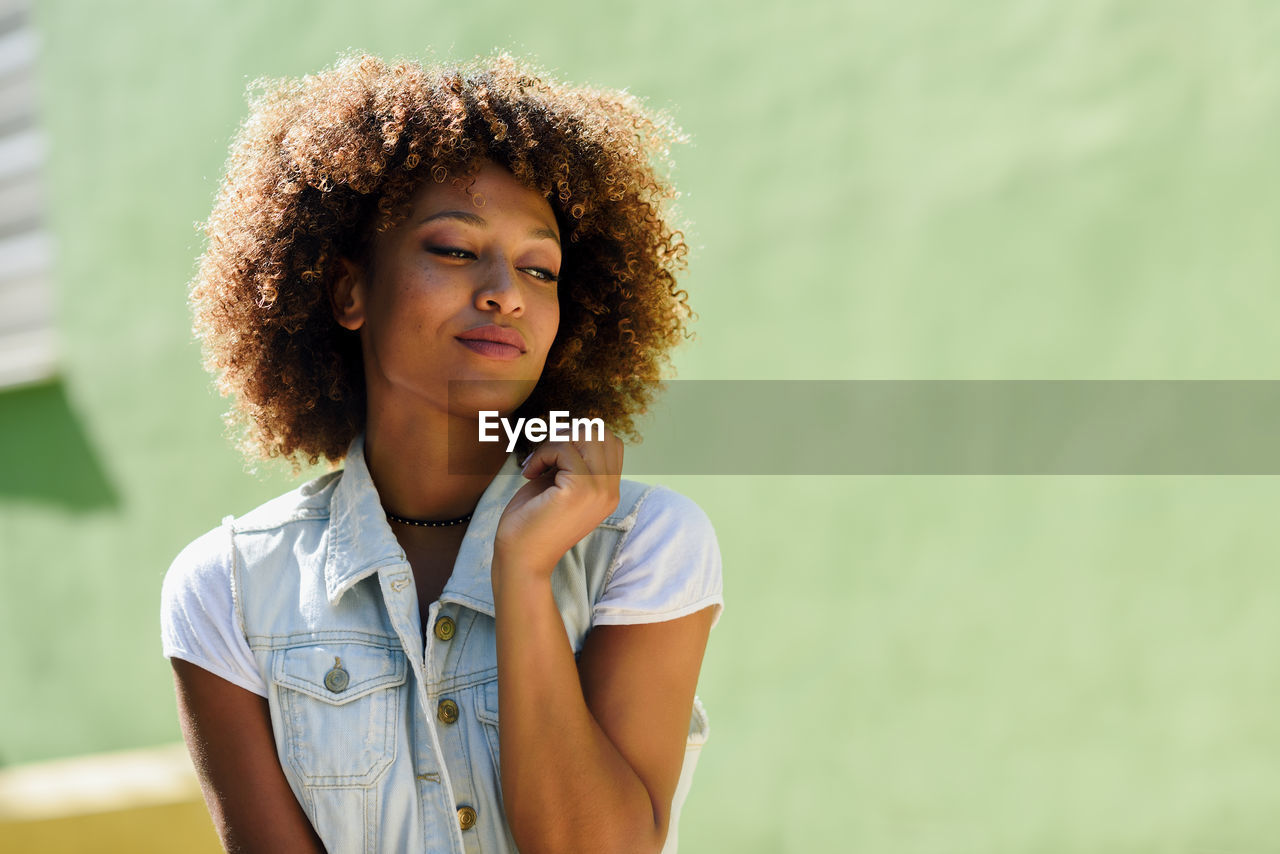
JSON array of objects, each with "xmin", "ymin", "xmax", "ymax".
[{"xmin": 418, "ymin": 210, "xmax": 561, "ymax": 247}]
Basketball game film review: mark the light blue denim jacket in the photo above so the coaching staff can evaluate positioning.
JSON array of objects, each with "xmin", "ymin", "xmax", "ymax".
[{"xmin": 221, "ymin": 434, "xmax": 711, "ymax": 853}]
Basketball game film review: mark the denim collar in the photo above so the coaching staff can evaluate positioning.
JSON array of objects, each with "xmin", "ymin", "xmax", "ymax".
[{"xmin": 325, "ymin": 432, "xmax": 524, "ymax": 616}]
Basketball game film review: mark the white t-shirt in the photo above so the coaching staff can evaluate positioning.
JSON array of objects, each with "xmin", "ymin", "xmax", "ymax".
[{"xmin": 161, "ymin": 482, "xmax": 723, "ymax": 696}]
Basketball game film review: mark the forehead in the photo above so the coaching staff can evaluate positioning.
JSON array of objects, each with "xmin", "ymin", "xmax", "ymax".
[{"xmin": 406, "ymin": 161, "xmax": 559, "ymax": 232}]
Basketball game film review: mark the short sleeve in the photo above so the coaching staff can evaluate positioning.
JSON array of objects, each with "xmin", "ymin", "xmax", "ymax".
[
  {"xmin": 160, "ymin": 524, "xmax": 268, "ymax": 697},
  {"xmin": 592, "ymin": 486, "xmax": 724, "ymax": 629}
]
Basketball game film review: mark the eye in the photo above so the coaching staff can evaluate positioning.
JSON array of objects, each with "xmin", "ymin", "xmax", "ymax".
[
  {"xmin": 522, "ymin": 267, "xmax": 560, "ymax": 283},
  {"xmin": 427, "ymin": 246, "xmax": 475, "ymax": 260}
]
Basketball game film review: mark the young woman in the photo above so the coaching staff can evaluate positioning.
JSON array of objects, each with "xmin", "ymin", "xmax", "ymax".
[{"xmin": 160, "ymin": 54, "xmax": 723, "ymax": 854}]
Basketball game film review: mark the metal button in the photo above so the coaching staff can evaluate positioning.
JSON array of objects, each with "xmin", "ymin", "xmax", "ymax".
[
  {"xmin": 323, "ymin": 657, "xmax": 349, "ymax": 693},
  {"xmin": 457, "ymin": 805, "xmax": 477, "ymax": 831},
  {"xmin": 437, "ymin": 698, "xmax": 459, "ymax": 725},
  {"xmin": 434, "ymin": 616, "xmax": 456, "ymax": 641}
]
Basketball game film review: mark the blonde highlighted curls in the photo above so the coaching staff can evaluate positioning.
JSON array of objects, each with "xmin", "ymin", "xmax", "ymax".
[{"xmin": 191, "ymin": 52, "xmax": 694, "ymax": 467}]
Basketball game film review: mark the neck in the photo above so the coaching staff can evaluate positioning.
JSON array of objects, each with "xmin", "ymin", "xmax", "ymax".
[{"xmin": 362, "ymin": 393, "xmax": 512, "ymax": 522}]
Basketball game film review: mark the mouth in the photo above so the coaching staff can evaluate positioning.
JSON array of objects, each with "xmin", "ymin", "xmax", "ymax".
[
  {"xmin": 457, "ymin": 324, "xmax": 527, "ymax": 351},
  {"xmin": 455, "ymin": 337, "xmax": 523, "ymax": 361}
]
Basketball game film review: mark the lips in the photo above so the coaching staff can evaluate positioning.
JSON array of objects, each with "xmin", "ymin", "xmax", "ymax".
[{"xmin": 456, "ymin": 324, "xmax": 527, "ymax": 360}]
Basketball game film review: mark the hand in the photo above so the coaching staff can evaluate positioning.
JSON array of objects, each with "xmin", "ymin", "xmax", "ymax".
[{"xmin": 494, "ymin": 431, "xmax": 623, "ymax": 577}]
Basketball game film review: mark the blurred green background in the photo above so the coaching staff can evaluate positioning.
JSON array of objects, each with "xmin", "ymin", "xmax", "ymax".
[{"xmin": 3, "ymin": 0, "xmax": 1278, "ymax": 851}]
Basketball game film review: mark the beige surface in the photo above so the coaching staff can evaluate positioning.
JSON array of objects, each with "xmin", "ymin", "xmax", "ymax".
[{"xmin": 0, "ymin": 743, "xmax": 222, "ymax": 853}]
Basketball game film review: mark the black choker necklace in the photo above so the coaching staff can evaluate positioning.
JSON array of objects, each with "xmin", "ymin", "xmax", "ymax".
[{"xmin": 385, "ymin": 509, "xmax": 473, "ymax": 528}]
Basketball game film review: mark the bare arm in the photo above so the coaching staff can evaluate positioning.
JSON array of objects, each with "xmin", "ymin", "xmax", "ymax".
[
  {"xmin": 492, "ymin": 434, "xmax": 716, "ymax": 854},
  {"xmin": 494, "ymin": 574, "xmax": 714, "ymax": 854},
  {"xmin": 171, "ymin": 659, "xmax": 326, "ymax": 854}
]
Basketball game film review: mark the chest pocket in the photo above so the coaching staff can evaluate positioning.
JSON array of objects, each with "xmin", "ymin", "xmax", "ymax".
[{"xmin": 273, "ymin": 640, "xmax": 407, "ymax": 786}]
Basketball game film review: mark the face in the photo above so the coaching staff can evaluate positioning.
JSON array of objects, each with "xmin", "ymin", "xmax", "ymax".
[{"xmin": 332, "ymin": 160, "xmax": 562, "ymax": 421}]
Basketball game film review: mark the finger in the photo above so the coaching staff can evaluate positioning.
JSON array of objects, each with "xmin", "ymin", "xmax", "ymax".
[{"xmin": 521, "ymin": 440, "xmax": 588, "ymax": 480}]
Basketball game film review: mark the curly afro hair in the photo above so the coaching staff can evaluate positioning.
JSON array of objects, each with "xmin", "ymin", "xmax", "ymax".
[{"xmin": 190, "ymin": 52, "xmax": 694, "ymax": 467}]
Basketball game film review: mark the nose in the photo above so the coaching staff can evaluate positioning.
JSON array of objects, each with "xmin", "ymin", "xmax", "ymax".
[{"xmin": 474, "ymin": 258, "xmax": 523, "ymax": 316}]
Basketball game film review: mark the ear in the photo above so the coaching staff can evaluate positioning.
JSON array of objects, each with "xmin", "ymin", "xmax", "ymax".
[{"xmin": 330, "ymin": 257, "xmax": 367, "ymax": 331}]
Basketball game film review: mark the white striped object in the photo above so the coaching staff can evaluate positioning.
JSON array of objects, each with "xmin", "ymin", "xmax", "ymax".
[{"xmin": 0, "ymin": 0, "xmax": 56, "ymax": 389}]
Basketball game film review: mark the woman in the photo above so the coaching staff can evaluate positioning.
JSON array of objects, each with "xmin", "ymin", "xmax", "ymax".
[{"xmin": 160, "ymin": 53, "xmax": 723, "ymax": 853}]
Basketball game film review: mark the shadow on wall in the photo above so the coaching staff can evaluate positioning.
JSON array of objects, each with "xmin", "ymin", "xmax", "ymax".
[{"xmin": 0, "ymin": 380, "xmax": 117, "ymax": 510}]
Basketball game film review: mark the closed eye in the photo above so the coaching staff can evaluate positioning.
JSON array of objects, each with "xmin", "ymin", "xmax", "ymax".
[
  {"xmin": 522, "ymin": 267, "xmax": 559, "ymax": 283},
  {"xmin": 428, "ymin": 246, "xmax": 475, "ymax": 260},
  {"xmin": 428, "ymin": 246, "xmax": 557, "ymax": 283}
]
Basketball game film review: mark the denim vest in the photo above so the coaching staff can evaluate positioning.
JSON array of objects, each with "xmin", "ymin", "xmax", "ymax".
[{"xmin": 224, "ymin": 434, "xmax": 709, "ymax": 853}]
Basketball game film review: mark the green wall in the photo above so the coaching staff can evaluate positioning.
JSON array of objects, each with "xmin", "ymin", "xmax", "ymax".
[{"xmin": 3, "ymin": 1, "xmax": 1278, "ymax": 850}]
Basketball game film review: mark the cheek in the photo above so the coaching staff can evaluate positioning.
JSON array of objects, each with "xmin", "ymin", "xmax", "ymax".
[{"xmin": 543, "ymin": 300, "xmax": 561, "ymax": 348}]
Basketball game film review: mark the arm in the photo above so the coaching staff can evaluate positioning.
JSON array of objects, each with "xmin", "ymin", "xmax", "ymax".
[
  {"xmin": 494, "ymin": 572, "xmax": 714, "ymax": 854},
  {"xmin": 171, "ymin": 659, "xmax": 327, "ymax": 854},
  {"xmin": 493, "ymin": 436, "xmax": 716, "ymax": 854}
]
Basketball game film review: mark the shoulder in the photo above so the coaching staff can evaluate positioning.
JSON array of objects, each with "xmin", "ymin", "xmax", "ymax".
[
  {"xmin": 162, "ymin": 469, "xmax": 342, "ymax": 614},
  {"xmin": 160, "ymin": 521, "xmax": 265, "ymax": 695},
  {"xmin": 605, "ymin": 480, "xmax": 716, "ymax": 536},
  {"xmin": 229, "ymin": 470, "xmax": 341, "ymax": 532},
  {"xmin": 632, "ymin": 484, "xmax": 716, "ymax": 537},
  {"xmin": 159, "ymin": 473, "xmax": 344, "ymax": 696},
  {"xmin": 614, "ymin": 482, "xmax": 720, "ymax": 562},
  {"xmin": 162, "ymin": 522, "xmax": 234, "ymax": 605},
  {"xmin": 592, "ymin": 482, "xmax": 724, "ymax": 628}
]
